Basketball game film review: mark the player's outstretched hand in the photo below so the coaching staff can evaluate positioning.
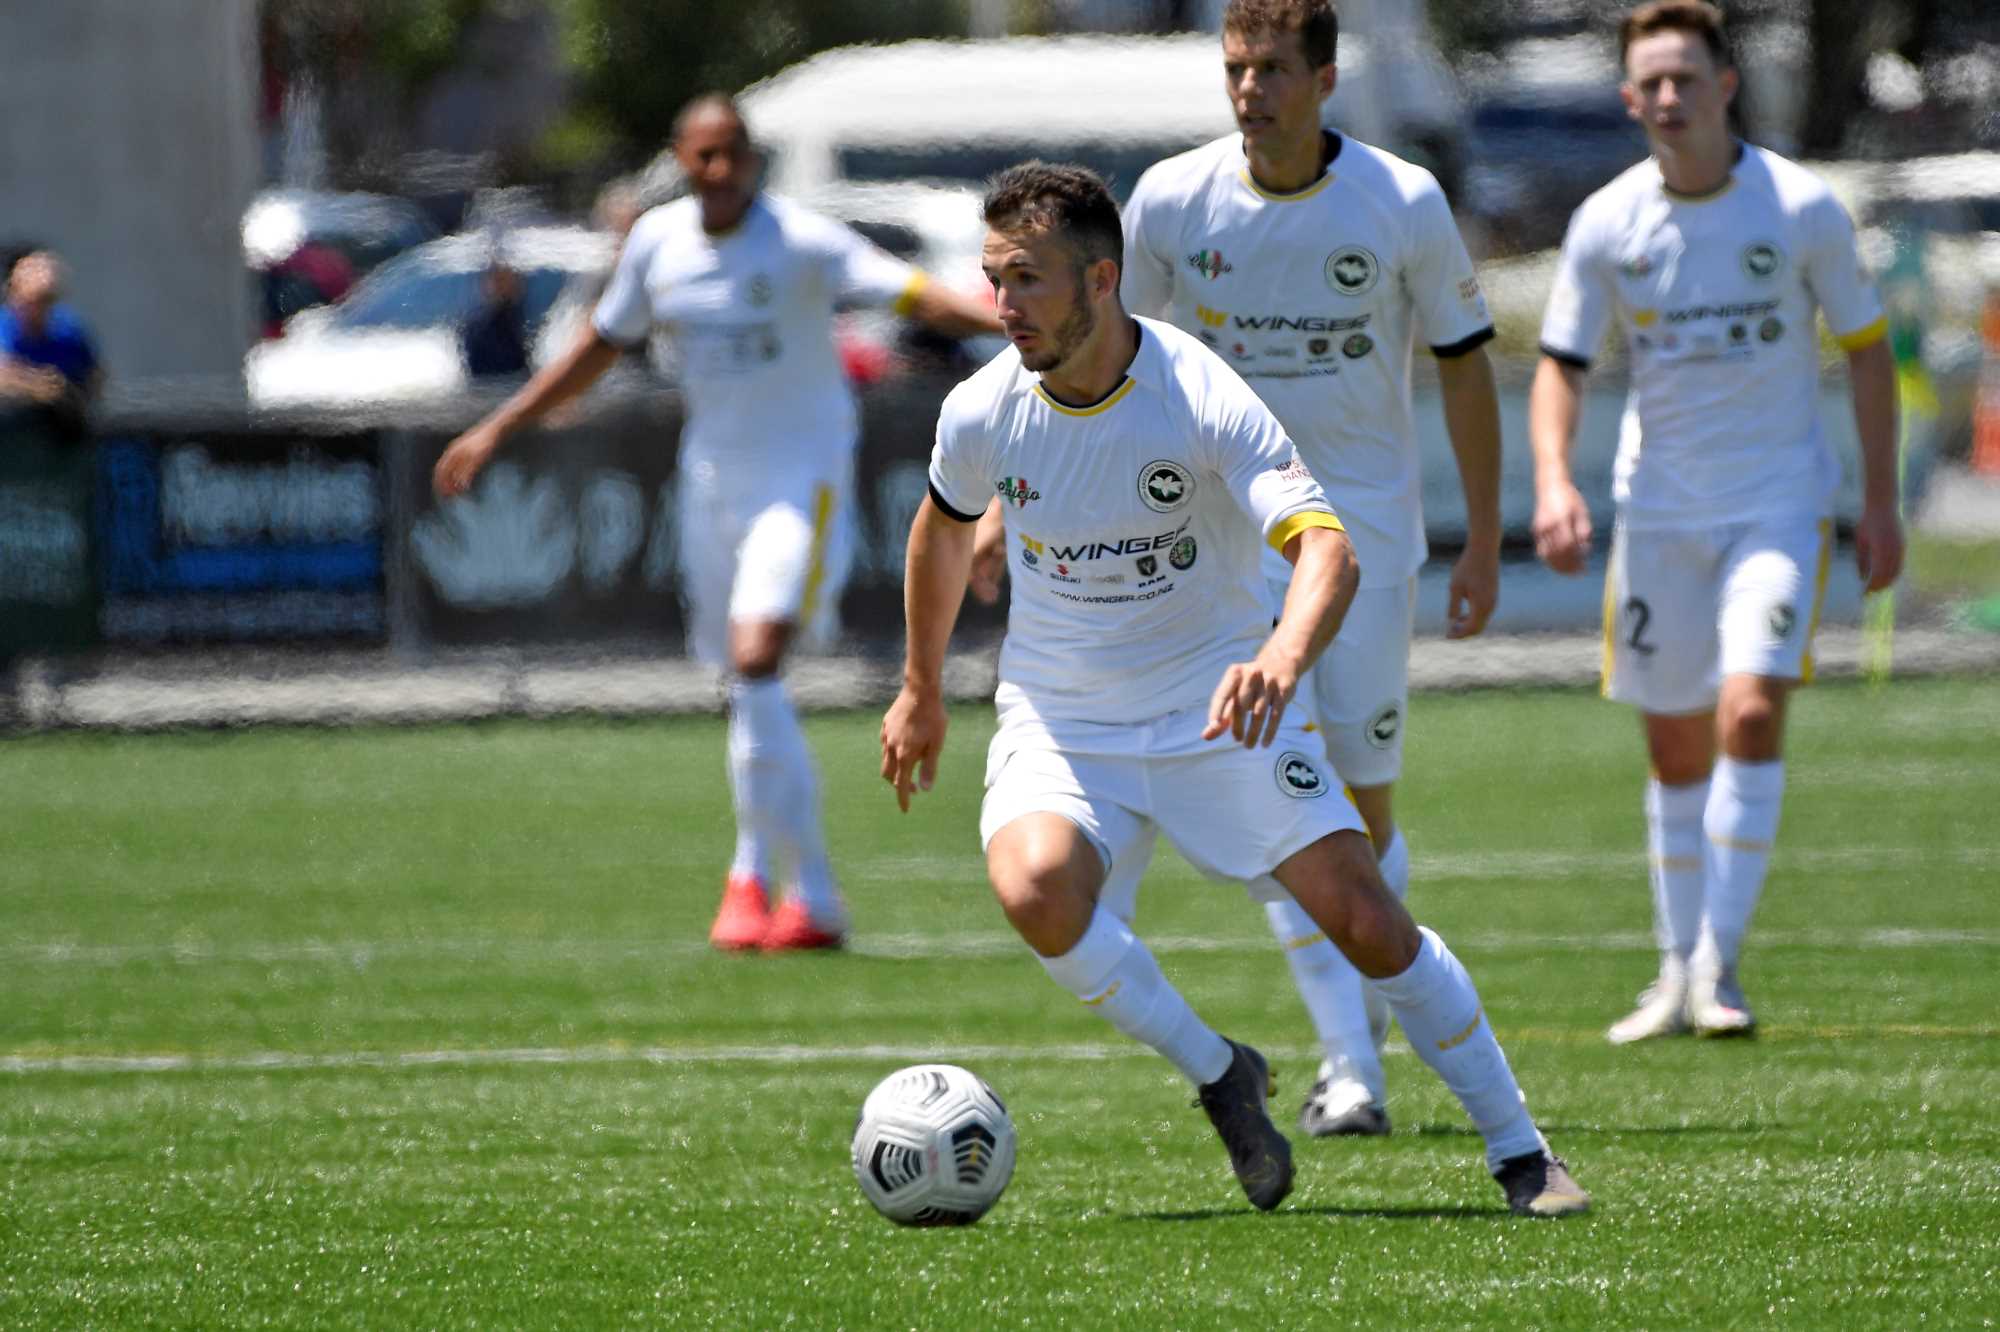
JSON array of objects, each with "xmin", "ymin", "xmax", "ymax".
[
  {"xmin": 1532, "ymin": 483, "xmax": 1593, "ymax": 575},
  {"xmin": 881, "ymin": 686, "xmax": 948, "ymax": 813},
  {"xmin": 1203, "ymin": 653, "xmax": 1297, "ymax": 749},
  {"xmin": 1447, "ymin": 544, "xmax": 1500, "ymax": 639},
  {"xmin": 1854, "ymin": 502, "xmax": 1905, "ymax": 594},
  {"xmin": 433, "ymin": 422, "xmax": 504, "ymax": 499}
]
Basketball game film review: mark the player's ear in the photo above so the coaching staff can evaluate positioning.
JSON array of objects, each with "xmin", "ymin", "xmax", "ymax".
[
  {"xmin": 1619, "ymin": 79, "xmax": 1641, "ymax": 123},
  {"xmin": 1718, "ymin": 64, "xmax": 1739, "ymax": 106},
  {"xmin": 1089, "ymin": 256, "xmax": 1119, "ymax": 303}
]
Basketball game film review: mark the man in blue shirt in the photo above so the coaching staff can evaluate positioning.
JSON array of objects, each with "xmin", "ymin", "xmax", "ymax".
[{"xmin": 0, "ymin": 249, "xmax": 102, "ymax": 420}]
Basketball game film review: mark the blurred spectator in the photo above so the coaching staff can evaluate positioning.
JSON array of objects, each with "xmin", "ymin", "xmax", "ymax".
[
  {"xmin": 460, "ymin": 262, "xmax": 529, "ymax": 378},
  {"xmin": 260, "ymin": 240, "xmax": 356, "ymax": 339},
  {"xmin": 0, "ymin": 249, "xmax": 101, "ymax": 434}
]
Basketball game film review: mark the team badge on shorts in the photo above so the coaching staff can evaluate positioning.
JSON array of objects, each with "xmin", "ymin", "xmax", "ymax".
[
  {"xmin": 1275, "ymin": 751, "xmax": 1328, "ymax": 798},
  {"xmin": 1769, "ymin": 603, "xmax": 1796, "ymax": 640},
  {"xmin": 1324, "ymin": 246, "xmax": 1379, "ymax": 296},
  {"xmin": 1365, "ymin": 702, "xmax": 1402, "ymax": 749},
  {"xmin": 1138, "ymin": 459, "xmax": 1194, "ymax": 512}
]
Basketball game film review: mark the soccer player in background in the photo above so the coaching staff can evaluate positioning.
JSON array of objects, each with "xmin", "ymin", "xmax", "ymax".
[
  {"xmin": 1530, "ymin": 1, "xmax": 1903, "ymax": 1041},
  {"xmin": 886, "ymin": 161, "xmax": 1586, "ymax": 1216},
  {"xmin": 1114, "ymin": 0, "xmax": 1504, "ymax": 1137},
  {"xmin": 434, "ymin": 94, "xmax": 1001, "ymax": 953}
]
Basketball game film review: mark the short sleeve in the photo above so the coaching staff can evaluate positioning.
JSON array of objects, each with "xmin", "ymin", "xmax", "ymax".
[
  {"xmin": 1189, "ymin": 359, "xmax": 1341, "ymax": 547},
  {"xmin": 592, "ymin": 220, "xmax": 656, "ymax": 347},
  {"xmin": 814, "ymin": 217, "xmax": 927, "ymax": 313},
  {"xmin": 1402, "ymin": 180, "xmax": 1495, "ymax": 357},
  {"xmin": 1119, "ymin": 167, "xmax": 1178, "ymax": 318},
  {"xmin": 1800, "ymin": 190, "xmax": 1886, "ymax": 349},
  {"xmin": 1538, "ymin": 205, "xmax": 1618, "ymax": 370},
  {"xmin": 926, "ymin": 388, "xmax": 994, "ymax": 523}
]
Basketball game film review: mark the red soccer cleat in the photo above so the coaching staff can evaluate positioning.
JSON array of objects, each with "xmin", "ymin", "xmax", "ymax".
[
  {"xmin": 708, "ymin": 873, "xmax": 771, "ymax": 952},
  {"xmin": 758, "ymin": 897, "xmax": 847, "ymax": 953}
]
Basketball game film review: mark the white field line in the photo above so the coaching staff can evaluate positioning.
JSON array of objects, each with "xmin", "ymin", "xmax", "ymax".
[
  {"xmin": 2, "ymin": 926, "xmax": 1994, "ymax": 969},
  {"xmin": 7, "ymin": 1021, "xmax": 1997, "ymax": 1079}
]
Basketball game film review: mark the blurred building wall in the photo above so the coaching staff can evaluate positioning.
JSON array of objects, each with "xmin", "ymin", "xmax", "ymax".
[{"xmin": 0, "ymin": 0, "xmax": 258, "ymax": 378}]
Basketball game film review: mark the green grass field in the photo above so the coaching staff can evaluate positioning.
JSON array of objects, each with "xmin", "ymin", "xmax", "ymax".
[{"xmin": 3, "ymin": 677, "xmax": 1997, "ymax": 1329}]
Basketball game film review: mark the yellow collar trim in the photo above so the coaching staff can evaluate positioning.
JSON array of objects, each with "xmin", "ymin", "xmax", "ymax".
[
  {"xmin": 1034, "ymin": 376, "xmax": 1136, "ymax": 417},
  {"xmin": 1238, "ymin": 168, "xmax": 1335, "ymax": 203}
]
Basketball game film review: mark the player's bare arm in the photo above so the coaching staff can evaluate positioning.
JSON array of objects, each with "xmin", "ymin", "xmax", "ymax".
[
  {"xmin": 1844, "ymin": 337, "xmax": 1905, "ymax": 592},
  {"xmin": 433, "ymin": 322, "xmax": 622, "ymax": 498},
  {"xmin": 882, "ymin": 494, "xmax": 978, "ymax": 811},
  {"xmin": 905, "ymin": 278, "xmax": 1005, "ymax": 339},
  {"xmin": 1205, "ymin": 524, "xmax": 1356, "ymax": 748},
  {"xmin": 1528, "ymin": 354, "xmax": 1593, "ymax": 574},
  {"xmin": 968, "ymin": 497, "xmax": 1007, "ymax": 604},
  {"xmin": 1436, "ymin": 345, "xmax": 1504, "ymax": 637}
]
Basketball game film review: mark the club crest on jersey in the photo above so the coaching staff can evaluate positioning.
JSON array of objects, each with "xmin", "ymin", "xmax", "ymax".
[
  {"xmin": 1275, "ymin": 750, "xmax": 1328, "ymax": 798},
  {"xmin": 1324, "ymin": 246, "xmax": 1379, "ymax": 296},
  {"xmin": 1187, "ymin": 249, "xmax": 1234, "ymax": 280},
  {"xmin": 1619, "ymin": 254, "xmax": 1653, "ymax": 280},
  {"xmin": 1741, "ymin": 242, "xmax": 1784, "ymax": 280},
  {"xmin": 997, "ymin": 476, "xmax": 1041, "ymax": 507},
  {"xmin": 1138, "ymin": 459, "xmax": 1194, "ymax": 513},
  {"xmin": 747, "ymin": 274, "xmax": 773, "ymax": 306}
]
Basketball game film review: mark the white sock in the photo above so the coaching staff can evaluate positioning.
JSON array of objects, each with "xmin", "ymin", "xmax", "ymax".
[
  {"xmin": 1364, "ymin": 828, "xmax": 1410, "ymax": 1052},
  {"xmin": 1371, "ymin": 927, "xmax": 1544, "ymax": 1171},
  {"xmin": 727, "ymin": 677, "xmax": 840, "ymax": 918},
  {"xmin": 1265, "ymin": 898, "xmax": 1382, "ymax": 1103},
  {"xmin": 1040, "ymin": 908, "xmax": 1232, "ymax": 1087},
  {"xmin": 1647, "ymin": 778, "xmax": 1710, "ymax": 964},
  {"xmin": 1702, "ymin": 757, "xmax": 1785, "ymax": 969}
]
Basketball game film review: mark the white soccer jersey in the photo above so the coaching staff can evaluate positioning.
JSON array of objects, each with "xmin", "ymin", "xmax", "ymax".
[
  {"xmin": 1539, "ymin": 144, "xmax": 1886, "ymax": 529},
  {"xmin": 594, "ymin": 193, "xmax": 926, "ymax": 465},
  {"xmin": 1123, "ymin": 133, "xmax": 1493, "ymax": 588},
  {"xmin": 928, "ymin": 318, "xmax": 1342, "ymax": 730}
]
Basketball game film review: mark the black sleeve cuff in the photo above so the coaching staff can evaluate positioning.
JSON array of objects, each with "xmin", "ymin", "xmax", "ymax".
[
  {"xmin": 929, "ymin": 481, "xmax": 983, "ymax": 524},
  {"xmin": 1539, "ymin": 342, "xmax": 1592, "ymax": 371},
  {"xmin": 1429, "ymin": 325, "xmax": 1496, "ymax": 359}
]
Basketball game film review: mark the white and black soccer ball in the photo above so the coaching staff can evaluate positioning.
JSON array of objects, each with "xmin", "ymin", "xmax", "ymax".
[{"xmin": 851, "ymin": 1064, "xmax": 1016, "ymax": 1226}]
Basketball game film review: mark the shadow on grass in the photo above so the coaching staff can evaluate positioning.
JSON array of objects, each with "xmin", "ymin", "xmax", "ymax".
[
  {"xmin": 1126, "ymin": 1204, "xmax": 1506, "ymax": 1223},
  {"xmin": 1405, "ymin": 1122, "xmax": 1772, "ymax": 1139}
]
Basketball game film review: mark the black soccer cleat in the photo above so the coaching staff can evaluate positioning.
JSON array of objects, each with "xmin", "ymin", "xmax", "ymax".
[
  {"xmin": 1493, "ymin": 1149, "xmax": 1591, "ymax": 1217},
  {"xmin": 1195, "ymin": 1039, "xmax": 1295, "ymax": 1211}
]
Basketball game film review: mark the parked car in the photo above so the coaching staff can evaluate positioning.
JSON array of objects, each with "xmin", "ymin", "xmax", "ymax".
[
  {"xmin": 241, "ymin": 189, "xmax": 440, "ymax": 338},
  {"xmin": 245, "ymin": 225, "xmax": 614, "ymax": 408}
]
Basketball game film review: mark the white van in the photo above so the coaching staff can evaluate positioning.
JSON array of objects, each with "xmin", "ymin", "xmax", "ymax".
[{"xmin": 738, "ymin": 31, "xmax": 1463, "ymax": 202}]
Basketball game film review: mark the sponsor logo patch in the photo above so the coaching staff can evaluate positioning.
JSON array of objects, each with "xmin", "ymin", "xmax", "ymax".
[
  {"xmin": 1187, "ymin": 249, "xmax": 1234, "ymax": 280},
  {"xmin": 1168, "ymin": 535, "xmax": 1197, "ymax": 570},
  {"xmin": 1342, "ymin": 333, "xmax": 1374, "ymax": 359}
]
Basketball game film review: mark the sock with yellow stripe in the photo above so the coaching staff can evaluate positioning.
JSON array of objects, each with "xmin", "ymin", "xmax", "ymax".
[
  {"xmin": 1647, "ymin": 778, "xmax": 1710, "ymax": 963},
  {"xmin": 1371, "ymin": 927, "xmax": 1543, "ymax": 1170},
  {"xmin": 1702, "ymin": 757, "xmax": 1785, "ymax": 969},
  {"xmin": 1265, "ymin": 897, "xmax": 1383, "ymax": 1103},
  {"xmin": 1039, "ymin": 907, "xmax": 1232, "ymax": 1086}
]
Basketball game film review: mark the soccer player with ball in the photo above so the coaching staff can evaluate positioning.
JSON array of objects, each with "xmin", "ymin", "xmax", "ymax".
[
  {"xmin": 1530, "ymin": 1, "xmax": 1903, "ymax": 1042},
  {"xmin": 881, "ymin": 162, "xmax": 1587, "ymax": 1216}
]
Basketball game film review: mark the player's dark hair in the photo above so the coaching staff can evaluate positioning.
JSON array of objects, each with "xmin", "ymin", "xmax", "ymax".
[
  {"xmin": 982, "ymin": 161, "xmax": 1123, "ymax": 277},
  {"xmin": 672, "ymin": 91, "xmax": 749, "ymax": 145},
  {"xmin": 1619, "ymin": 1, "xmax": 1730, "ymax": 68},
  {"xmin": 1222, "ymin": 0, "xmax": 1337, "ymax": 70}
]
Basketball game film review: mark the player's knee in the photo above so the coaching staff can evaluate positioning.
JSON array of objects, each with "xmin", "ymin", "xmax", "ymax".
[
  {"xmin": 989, "ymin": 871, "xmax": 1091, "ymax": 956},
  {"xmin": 728, "ymin": 622, "xmax": 791, "ymax": 678},
  {"xmin": 1719, "ymin": 692, "xmax": 1784, "ymax": 758}
]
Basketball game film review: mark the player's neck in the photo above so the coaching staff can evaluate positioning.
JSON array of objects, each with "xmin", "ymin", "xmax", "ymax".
[
  {"xmin": 1039, "ymin": 314, "xmax": 1139, "ymax": 407},
  {"xmin": 699, "ymin": 192, "xmax": 755, "ymax": 235},
  {"xmin": 1654, "ymin": 134, "xmax": 1740, "ymax": 198},
  {"xmin": 1244, "ymin": 127, "xmax": 1331, "ymax": 196}
]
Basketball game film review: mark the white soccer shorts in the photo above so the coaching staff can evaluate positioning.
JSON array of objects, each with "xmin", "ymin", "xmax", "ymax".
[
  {"xmin": 1269, "ymin": 576, "xmax": 1415, "ymax": 789},
  {"xmin": 1602, "ymin": 512, "xmax": 1833, "ymax": 715},
  {"xmin": 979, "ymin": 706, "xmax": 1368, "ymax": 907},
  {"xmin": 675, "ymin": 456, "xmax": 852, "ymax": 668}
]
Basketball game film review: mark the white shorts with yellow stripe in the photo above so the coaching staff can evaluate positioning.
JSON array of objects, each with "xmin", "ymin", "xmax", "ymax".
[
  {"xmin": 1602, "ymin": 511, "xmax": 1834, "ymax": 715},
  {"xmin": 675, "ymin": 451, "xmax": 851, "ymax": 668}
]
